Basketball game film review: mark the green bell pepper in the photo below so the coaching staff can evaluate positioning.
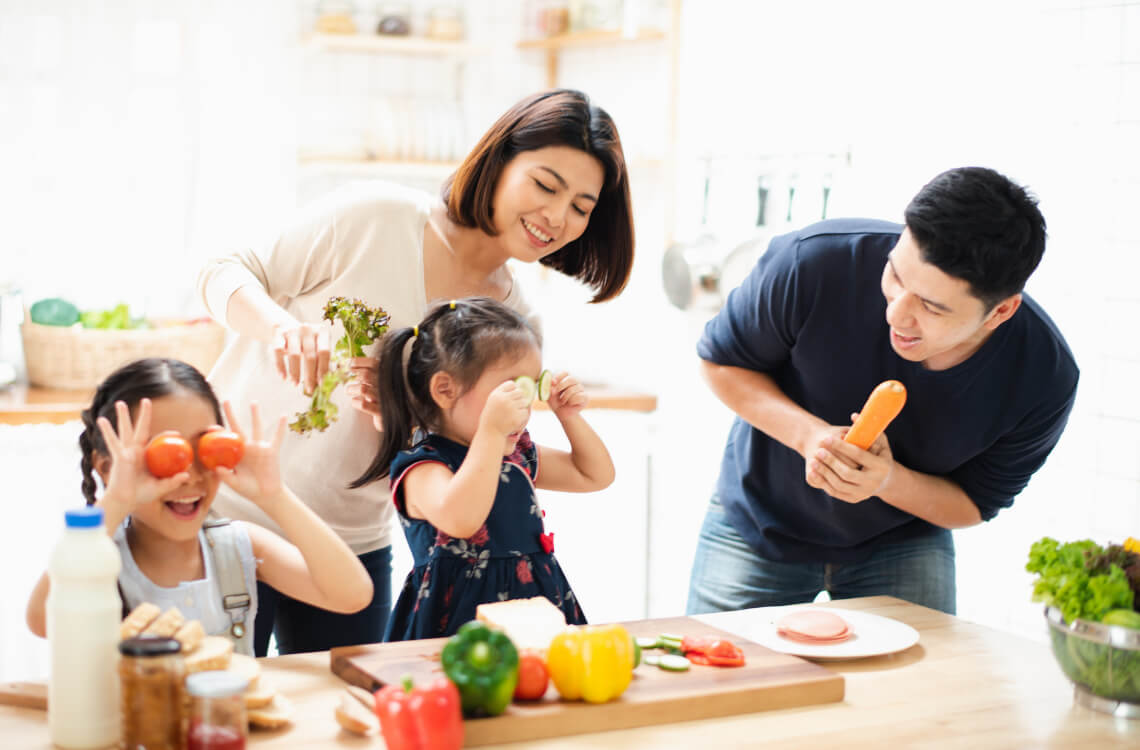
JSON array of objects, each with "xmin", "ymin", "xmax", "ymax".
[{"xmin": 440, "ymin": 621, "xmax": 519, "ymax": 717}]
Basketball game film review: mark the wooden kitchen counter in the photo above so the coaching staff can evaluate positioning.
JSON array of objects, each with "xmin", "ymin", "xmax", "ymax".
[
  {"xmin": 2, "ymin": 597, "xmax": 1136, "ymax": 748},
  {"xmin": 0, "ymin": 383, "xmax": 657, "ymax": 426},
  {"xmin": 0, "ymin": 384, "xmax": 93, "ymax": 425}
]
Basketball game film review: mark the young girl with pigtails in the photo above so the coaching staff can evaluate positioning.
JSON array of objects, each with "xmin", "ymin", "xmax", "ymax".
[
  {"xmin": 25, "ymin": 358, "xmax": 373, "ymax": 654},
  {"xmin": 352, "ymin": 296, "xmax": 615, "ymax": 641}
]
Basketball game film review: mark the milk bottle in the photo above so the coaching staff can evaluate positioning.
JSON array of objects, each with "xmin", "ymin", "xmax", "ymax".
[{"xmin": 47, "ymin": 506, "xmax": 122, "ymax": 748}]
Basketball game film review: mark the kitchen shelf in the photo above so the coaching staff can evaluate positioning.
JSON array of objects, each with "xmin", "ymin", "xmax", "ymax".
[
  {"xmin": 518, "ymin": 27, "xmax": 668, "ymax": 92},
  {"xmin": 301, "ymin": 32, "xmax": 482, "ymax": 56},
  {"xmin": 517, "ymin": 28, "xmax": 667, "ymax": 50}
]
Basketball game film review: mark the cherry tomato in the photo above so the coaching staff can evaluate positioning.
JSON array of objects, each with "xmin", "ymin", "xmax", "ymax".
[
  {"xmin": 197, "ymin": 429, "xmax": 245, "ymax": 470},
  {"xmin": 513, "ymin": 650, "xmax": 549, "ymax": 702},
  {"xmin": 144, "ymin": 432, "xmax": 193, "ymax": 478}
]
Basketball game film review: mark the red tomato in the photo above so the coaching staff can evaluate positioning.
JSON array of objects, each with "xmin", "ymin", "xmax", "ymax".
[
  {"xmin": 513, "ymin": 650, "xmax": 549, "ymax": 701},
  {"xmin": 197, "ymin": 430, "xmax": 245, "ymax": 470},
  {"xmin": 144, "ymin": 432, "xmax": 193, "ymax": 478}
]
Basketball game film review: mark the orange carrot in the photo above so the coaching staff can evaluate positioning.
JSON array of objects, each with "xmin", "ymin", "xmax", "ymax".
[{"xmin": 843, "ymin": 380, "xmax": 907, "ymax": 450}]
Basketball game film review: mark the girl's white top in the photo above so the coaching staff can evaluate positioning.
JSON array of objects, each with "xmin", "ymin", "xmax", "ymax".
[
  {"xmin": 197, "ymin": 180, "xmax": 535, "ymax": 554},
  {"xmin": 113, "ymin": 521, "xmax": 258, "ymax": 645}
]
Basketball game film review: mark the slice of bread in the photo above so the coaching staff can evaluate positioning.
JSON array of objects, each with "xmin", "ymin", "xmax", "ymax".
[
  {"xmin": 120, "ymin": 602, "xmax": 162, "ymax": 640},
  {"xmin": 475, "ymin": 596, "xmax": 567, "ymax": 652},
  {"xmin": 173, "ymin": 619, "xmax": 205, "ymax": 653},
  {"xmin": 248, "ymin": 693, "xmax": 293, "ymax": 729},
  {"xmin": 335, "ymin": 691, "xmax": 378, "ymax": 735},
  {"xmin": 244, "ymin": 679, "xmax": 276, "ymax": 710},
  {"xmin": 184, "ymin": 636, "xmax": 234, "ymax": 673},
  {"xmin": 227, "ymin": 653, "xmax": 260, "ymax": 691},
  {"xmin": 141, "ymin": 607, "xmax": 185, "ymax": 638}
]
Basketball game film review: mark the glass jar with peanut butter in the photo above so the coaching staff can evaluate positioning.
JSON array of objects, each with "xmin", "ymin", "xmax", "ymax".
[{"xmin": 118, "ymin": 636, "xmax": 185, "ymax": 750}]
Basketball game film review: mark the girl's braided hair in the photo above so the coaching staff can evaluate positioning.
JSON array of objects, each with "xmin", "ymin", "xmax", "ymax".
[{"xmin": 79, "ymin": 358, "xmax": 222, "ymax": 505}]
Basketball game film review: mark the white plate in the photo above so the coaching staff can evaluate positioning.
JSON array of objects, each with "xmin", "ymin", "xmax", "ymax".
[
  {"xmin": 695, "ymin": 606, "xmax": 920, "ymax": 661},
  {"xmin": 0, "ymin": 362, "xmax": 15, "ymax": 389}
]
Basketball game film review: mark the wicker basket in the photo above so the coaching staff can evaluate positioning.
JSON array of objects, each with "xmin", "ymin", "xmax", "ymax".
[{"xmin": 20, "ymin": 319, "xmax": 227, "ymax": 390}]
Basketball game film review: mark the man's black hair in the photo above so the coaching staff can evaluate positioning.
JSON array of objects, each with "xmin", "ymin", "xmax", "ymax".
[{"xmin": 904, "ymin": 167, "xmax": 1046, "ymax": 311}]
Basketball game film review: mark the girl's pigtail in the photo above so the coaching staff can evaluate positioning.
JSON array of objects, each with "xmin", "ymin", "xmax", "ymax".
[
  {"xmin": 78, "ymin": 410, "xmax": 100, "ymax": 506},
  {"xmin": 351, "ymin": 327, "xmax": 418, "ymax": 488}
]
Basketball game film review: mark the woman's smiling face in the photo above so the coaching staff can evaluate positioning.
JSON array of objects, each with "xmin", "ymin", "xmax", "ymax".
[{"xmin": 491, "ymin": 145, "xmax": 604, "ymax": 262}]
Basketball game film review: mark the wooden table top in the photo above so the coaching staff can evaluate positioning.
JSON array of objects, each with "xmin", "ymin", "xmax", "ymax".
[
  {"xmin": 2, "ymin": 597, "xmax": 1136, "ymax": 748},
  {"xmin": 0, "ymin": 383, "xmax": 657, "ymax": 426}
]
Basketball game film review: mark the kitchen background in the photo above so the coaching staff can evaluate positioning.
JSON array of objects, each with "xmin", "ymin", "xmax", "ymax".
[{"xmin": 1, "ymin": 0, "xmax": 1137, "ymax": 682}]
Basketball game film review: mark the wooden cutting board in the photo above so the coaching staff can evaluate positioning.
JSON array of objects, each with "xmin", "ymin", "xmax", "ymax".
[{"xmin": 330, "ymin": 615, "xmax": 844, "ymax": 746}]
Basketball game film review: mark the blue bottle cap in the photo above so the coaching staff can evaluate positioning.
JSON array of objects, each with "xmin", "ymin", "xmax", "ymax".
[{"xmin": 64, "ymin": 506, "xmax": 104, "ymax": 528}]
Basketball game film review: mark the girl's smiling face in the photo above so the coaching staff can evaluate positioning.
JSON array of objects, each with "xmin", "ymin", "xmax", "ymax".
[
  {"xmin": 117, "ymin": 390, "xmax": 221, "ymax": 542},
  {"xmin": 491, "ymin": 145, "xmax": 604, "ymax": 263}
]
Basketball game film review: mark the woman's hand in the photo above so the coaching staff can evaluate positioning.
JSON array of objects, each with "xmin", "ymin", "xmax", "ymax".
[
  {"xmin": 548, "ymin": 372, "xmax": 588, "ymax": 420},
  {"xmin": 480, "ymin": 380, "xmax": 532, "ymax": 438},
  {"xmin": 215, "ymin": 401, "xmax": 286, "ymax": 506},
  {"xmin": 95, "ymin": 399, "xmax": 189, "ymax": 522},
  {"xmin": 345, "ymin": 356, "xmax": 383, "ymax": 432},
  {"xmin": 271, "ymin": 320, "xmax": 332, "ymax": 396}
]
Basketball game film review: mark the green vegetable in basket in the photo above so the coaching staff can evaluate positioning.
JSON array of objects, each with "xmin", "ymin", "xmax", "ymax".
[
  {"xmin": 79, "ymin": 303, "xmax": 147, "ymax": 330},
  {"xmin": 29, "ymin": 298, "xmax": 80, "ymax": 327}
]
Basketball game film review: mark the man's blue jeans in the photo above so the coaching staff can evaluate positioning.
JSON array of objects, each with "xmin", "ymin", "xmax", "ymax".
[{"xmin": 686, "ymin": 495, "xmax": 957, "ymax": 615}]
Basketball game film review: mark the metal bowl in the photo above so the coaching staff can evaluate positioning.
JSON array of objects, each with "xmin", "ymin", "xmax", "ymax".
[{"xmin": 1044, "ymin": 605, "xmax": 1140, "ymax": 718}]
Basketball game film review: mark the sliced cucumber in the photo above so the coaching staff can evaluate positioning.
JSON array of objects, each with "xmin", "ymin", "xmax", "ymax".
[
  {"xmin": 537, "ymin": 369, "xmax": 553, "ymax": 401},
  {"xmin": 635, "ymin": 636, "xmax": 661, "ymax": 650},
  {"xmin": 642, "ymin": 653, "xmax": 661, "ymax": 667},
  {"xmin": 657, "ymin": 654, "xmax": 691, "ymax": 672},
  {"xmin": 514, "ymin": 375, "xmax": 536, "ymax": 402}
]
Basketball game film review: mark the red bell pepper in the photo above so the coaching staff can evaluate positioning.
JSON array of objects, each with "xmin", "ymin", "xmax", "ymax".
[{"xmin": 373, "ymin": 676, "xmax": 464, "ymax": 750}]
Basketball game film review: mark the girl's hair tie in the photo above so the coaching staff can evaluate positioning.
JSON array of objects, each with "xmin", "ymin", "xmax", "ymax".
[
  {"xmin": 449, "ymin": 300, "xmax": 457, "ymax": 310},
  {"xmin": 412, "ymin": 326, "xmax": 419, "ymax": 338}
]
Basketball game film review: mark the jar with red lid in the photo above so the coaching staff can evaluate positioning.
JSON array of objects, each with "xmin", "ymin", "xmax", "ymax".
[{"xmin": 186, "ymin": 670, "xmax": 249, "ymax": 750}]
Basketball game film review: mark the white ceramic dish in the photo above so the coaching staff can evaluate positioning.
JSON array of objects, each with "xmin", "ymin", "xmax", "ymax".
[{"xmin": 696, "ymin": 606, "xmax": 920, "ymax": 661}]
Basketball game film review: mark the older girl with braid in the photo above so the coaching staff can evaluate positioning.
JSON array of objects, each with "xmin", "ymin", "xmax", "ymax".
[
  {"xmin": 353, "ymin": 297, "xmax": 614, "ymax": 641},
  {"xmin": 25, "ymin": 358, "xmax": 371, "ymax": 654}
]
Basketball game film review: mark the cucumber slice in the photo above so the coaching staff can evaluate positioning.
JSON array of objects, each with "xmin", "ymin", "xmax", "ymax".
[
  {"xmin": 642, "ymin": 653, "xmax": 661, "ymax": 667},
  {"xmin": 514, "ymin": 375, "xmax": 536, "ymax": 402},
  {"xmin": 537, "ymin": 369, "xmax": 553, "ymax": 401},
  {"xmin": 635, "ymin": 636, "xmax": 661, "ymax": 650},
  {"xmin": 657, "ymin": 654, "xmax": 691, "ymax": 672}
]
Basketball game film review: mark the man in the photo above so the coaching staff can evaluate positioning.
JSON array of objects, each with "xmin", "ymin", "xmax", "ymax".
[{"xmin": 687, "ymin": 167, "xmax": 1077, "ymax": 615}]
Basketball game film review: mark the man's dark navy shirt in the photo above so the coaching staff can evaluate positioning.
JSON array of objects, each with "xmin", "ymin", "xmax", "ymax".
[{"xmin": 697, "ymin": 218, "xmax": 1079, "ymax": 563}]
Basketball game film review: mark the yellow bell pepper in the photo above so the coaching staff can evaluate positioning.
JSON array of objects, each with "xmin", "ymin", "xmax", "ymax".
[{"xmin": 546, "ymin": 624, "xmax": 634, "ymax": 704}]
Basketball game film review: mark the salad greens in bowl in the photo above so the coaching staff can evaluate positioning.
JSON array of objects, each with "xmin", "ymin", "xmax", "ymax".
[{"xmin": 1027, "ymin": 537, "xmax": 1140, "ymax": 716}]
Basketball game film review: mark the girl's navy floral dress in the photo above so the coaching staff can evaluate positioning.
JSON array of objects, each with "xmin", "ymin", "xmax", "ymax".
[{"xmin": 383, "ymin": 431, "xmax": 586, "ymax": 641}]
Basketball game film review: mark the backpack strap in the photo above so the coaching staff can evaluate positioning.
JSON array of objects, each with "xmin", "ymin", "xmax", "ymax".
[{"xmin": 202, "ymin": 513, "xmax": 255, "ymax": 655}]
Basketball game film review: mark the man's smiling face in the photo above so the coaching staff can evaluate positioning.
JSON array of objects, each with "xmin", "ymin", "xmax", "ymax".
[{"xmin": 881, "ymin": 228, "xmax": 1019, "ymax": 371}]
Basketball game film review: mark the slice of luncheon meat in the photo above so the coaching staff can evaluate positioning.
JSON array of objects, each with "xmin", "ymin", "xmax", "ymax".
[{"xmin": 776, "ymin": 609, "xmax": 852, "ymax": 643}]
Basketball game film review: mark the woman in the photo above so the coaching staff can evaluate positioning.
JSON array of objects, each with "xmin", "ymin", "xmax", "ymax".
[{"xmin": 196, "ymin": 89, "xmax": 634, "ymax": 655}]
